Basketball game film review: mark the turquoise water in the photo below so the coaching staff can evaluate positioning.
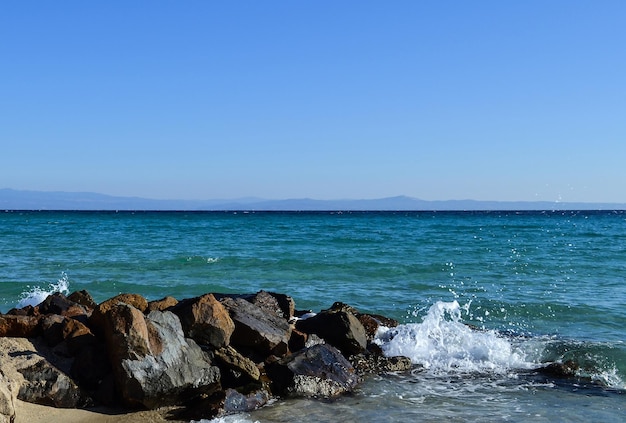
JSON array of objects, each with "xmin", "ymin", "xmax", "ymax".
[{"xmin": 1, "ymin": 210, "xmax": 624, "ymax": 421}]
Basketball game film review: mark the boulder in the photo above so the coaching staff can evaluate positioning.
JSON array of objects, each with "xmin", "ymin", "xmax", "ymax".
[
  {"xmin": 247, "ymin": 290, "xmax": 295, "ymax": 320},
  {"xmin": 100, "ymin": 304, "xmax": 220, "ymax": 409},
  {"xmin": 266, "ymin": 343, "xmax": 359, "ymax": 399},
  {"xmin": 295, "ymin": 310, "xmax": 367, "ymax": 356},
  {"xmin": 350, "ymin": 352, "xmax": 413, "ymax": 375},
  {"xmin": 17, "ymin": 358, "xmax": 90, "ymax": 408},
  {"xmin": 213, "ymin": 345, "xmax": 261, "ymax": 387},
  {"xmin": 0, "ymin": 337, "xmax": 90, "ymax": 409},
  {"xmin": 177, "ymin": 387, "xmax": 271, "ymax": 420},
  {"xmin": 0, "ymin": 314, "xmax": 41, "ymax": 338},
  {"xmin": 147, "ymin": 296, "xmax": 178, "ymax": 312},
  {"xmin": 220, "ymin": 297, "xmax": 291, "ymax": 358},
  {"xmin": 356, "ymin": 313, "xmax": 399, "ymax": 340},
  {"xmin": 538, "ymin": 360, "xmax": 580, "ymax": 378},
  {"xmin": 171, "ymin": 293, "xmax": 234, "ymax": 349},
  {"xmin": 67, "ymin": 290, "xmax": 97, "ymax": 310},
  {"xmin": 5, "ymin": 305, "xmax": 39, "ymax": 317},
  {"xmin": 0, "ymin": 371, "xmax": 16, "ymax": 423},
  {"xmin": 89, "ymin": 293, "xmax": 149, "ymax": 335},
  {"xmin": 38, "ymin": 292, "xmax": 90, "ymax": 322},
  {"xmin": 40, "ymin": 314, "xmax": 97, "ymax": 355}
]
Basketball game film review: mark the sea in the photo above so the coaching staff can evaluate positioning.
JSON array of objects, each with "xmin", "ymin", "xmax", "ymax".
[{"xmin": 1, "ymin": 210, "xmax": 624, "ymax": 422}]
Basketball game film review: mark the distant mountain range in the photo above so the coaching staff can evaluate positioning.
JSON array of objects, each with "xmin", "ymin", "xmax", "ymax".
[{"xmin": 1, "ymin": 188, "xmax": 625, "ymax": 211}]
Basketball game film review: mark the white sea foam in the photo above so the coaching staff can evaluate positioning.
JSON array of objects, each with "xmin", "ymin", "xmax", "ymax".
[
  {"xmin": 191, "ymin": 415, "xmax": 259, "ymax": 423},
  {"xmin": 16, "ymin": 272, "xmax": 70, "ymax": 308},
  {"xmin": 376, "ymin": 300, "xmax": 533, "ymax": 374}
]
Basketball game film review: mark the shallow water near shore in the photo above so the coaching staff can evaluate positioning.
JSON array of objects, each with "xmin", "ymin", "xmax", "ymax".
[{"xmin": 1, "ymin": 210, "xmax": 624, "ymax": 421}]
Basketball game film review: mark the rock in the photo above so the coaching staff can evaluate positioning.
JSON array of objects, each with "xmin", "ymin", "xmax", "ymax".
[
  {"xmin": 538, "ymin": 360, "xmax": 580, "ymax": 378},
  {"xmin": 5, "ymin": 305, "xmax": 39, "ymax": 317},
  {"xmin": 67, "ymin": 290, "xmax": 97, "ymax": 310},
  {"xmin": 40, "ymin": 314, "xmax": 97, "ymax": 355},
  {"xmin": 266, "ymin": 343, "xmax": 359, "ymax": 399},
  {"xmin": 213, "ymin": 345, "xmax": 261, "ymax": 387},
  {"xmin": 295, "ymin": 310, "xmax": 367, "ymax": 356},
  {"xmin": 351, "ymin": 353, "xmax": 413, "ymax": 375},
  {"xmin": 356, "ymin": 313, "xmax": 399, "ymax": 340},
  {"xmin": 0, "ymin": 315, "xmax": 41, "ymax": 338},
  {"xmin": 38, "ymin": 292, "xmax": 90, "ymax": 322},
  {"xmin": 221, "ymin": 387, "xmax": 270, "ymax": 414},
  {"xmin": 89, "ymin": 293, "xmax": 149, "ymax": 335},
  {"xmin": 0, "ymin": 371, "xmax": 17, "ymax": 423},
  {"xmin": 100, "ymin": 304, "xmax": 220, "ymax": 409},
  {"xmin": 17, "ymin": 359, "xmax": 90, "ymax": 408},
  {"xmin": 221, "ymin": 297, "xmax": 292, "ymax": 358},
  {"xmin": 247, "ymin": 291, "xmax": 295, "ymax": 320},
  {"xmin": 177, "ymin": 387, "xmax": 271, "ymax": 420},
  {"xmin": 171, "ymin": 294, "xmax": 234, "ymax": 349},
  {"xmin": 70, "ymin": 343, "xmax": 112, "ymax": 395},
  {"xmin": 146, "ymin": 296, "xmax": 178, "ymax": 312},
  {"xmin": 0, "ymin": 337, "xmax": 91, "ymax": 409}
]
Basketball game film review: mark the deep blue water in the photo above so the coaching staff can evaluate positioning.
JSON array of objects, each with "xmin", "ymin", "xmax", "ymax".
[{"xmin": 1, "ymin": 210, "xmax": 624, "ymax": 422}]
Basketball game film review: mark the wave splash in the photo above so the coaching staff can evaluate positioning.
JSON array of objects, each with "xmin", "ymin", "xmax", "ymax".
[
  {"xmin": 375, "ymin": 300, "xmax": 533, "ymax": 374},
  {"xmin": 16, "ymin": 272, "xmax": 70, "ymax": 309},
  {"xmin": 375, "ymin": 300, "xmax": 626, "ymax": 391}
]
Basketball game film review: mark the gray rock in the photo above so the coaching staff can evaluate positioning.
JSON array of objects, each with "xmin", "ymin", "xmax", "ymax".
[
  {"xmin": 295, "ymin": 310, "xmax": 367, "ymax": 356},
  {"xmin": 221, "ymin": 297, "xmax": 292, "ymax": 357},
  {"xmin": 101, "ymin": 304, "xmax": 221, "ymax": 409},
  {"xmin": 0, "ymin": 337, "xmax": 90, "ymax": 409},
  {"xmin": 266, "ymin": 343, "xmax": 360, "ymax": 399}
]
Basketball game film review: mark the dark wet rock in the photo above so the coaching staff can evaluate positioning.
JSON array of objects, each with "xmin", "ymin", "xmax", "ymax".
[
  {"xmin": 351, "ymin": 352, "xmax": 413, "ymax": 375},
  {"xmin": 176, "ymin": 386, "xmax": 271, "ymax": 420},
  {"xmin": 146, "ymin": 295, "xmax": 178, "ymax": 312},
  {"xmin": 171, "ymin": 293, "xmax": 235, "ymax": 349},
  {"xmin": 101, "ymin": 304, "xmax": 220, "ymax": 409},
  {"xmin": 538, "ymin": 360, "xmax": 580, "ymax": 378},
  {"xmin": 0, "ymin": 314, "xmax": 41, "ymax": 338},
  {"xmin": 221, "ymin": 297, "xmax": 291, "ymax": 358},
  {"xmin": 295, "ymin": 310, "xmax": 367, "ymax": 356},
  {"xmin": 357, "ymin": 313, "xmax": 399, "ymax": 340},
  {"xmin": 266, "ymin": 343, "xmax": 359, "ymax": 399},
  {"xmin": 214, "ymin": 345, "xmax": 261, "ymax": 387}
]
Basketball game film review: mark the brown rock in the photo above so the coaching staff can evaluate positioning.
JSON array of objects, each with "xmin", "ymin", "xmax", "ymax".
[
  {"xmin": 101, "ymin": 307, "xmax": 220, "ymax": 409},
  {"xmin": 67, "ymin": 290, "xmax": 97, "ymax": 310},
  {"xmin": 214, "ymin": 345, "xmax": 261, "ymax": 386},
  {"xmin": 172, "ymin": 293, "xmax": 234, "ymax": 349},
  {"xmin": 89, "ymin": 293, "xmax": 149, "ymax": 334},
  {"xmin": 0, "ymin": 315, "xmax": 41, "ymax": 338},
  {"xmin": 147, "ymin": 296, "xmax": 178, "ymax": 312}
]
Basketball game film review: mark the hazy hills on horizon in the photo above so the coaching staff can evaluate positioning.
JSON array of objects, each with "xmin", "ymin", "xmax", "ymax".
[{"xmin": 1, "ymin": 188, "xmax": 625, "ymax": 211}]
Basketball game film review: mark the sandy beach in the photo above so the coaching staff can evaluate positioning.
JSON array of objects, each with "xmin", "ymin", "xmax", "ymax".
[{"xmin": 14, "ymin": 400, "xmax": 186, "ymax": 423}]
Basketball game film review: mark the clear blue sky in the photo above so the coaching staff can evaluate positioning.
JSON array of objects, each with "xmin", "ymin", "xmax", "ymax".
[{"xmin": 2, "ymin": 1, "xmax": 625, "ymax": 202}]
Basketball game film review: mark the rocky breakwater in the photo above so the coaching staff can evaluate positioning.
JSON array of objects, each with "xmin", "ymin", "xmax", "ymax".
[{"xmin": 0, "ymin": 290, "xmax": 412, "ymax": 422}]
